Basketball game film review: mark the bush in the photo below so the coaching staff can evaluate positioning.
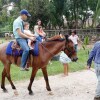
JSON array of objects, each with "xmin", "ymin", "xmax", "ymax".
[{"xmin": 84, "ymin": 36, "xmax": 89, "ymax": 45}]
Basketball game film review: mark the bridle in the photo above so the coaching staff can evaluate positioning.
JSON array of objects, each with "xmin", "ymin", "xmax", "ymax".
[
  {"xmin": 63, "ymin": 41, "xmax": 76, "ymax": 57},
  {"xmin": 40, "ymin": 38, "xmax": 76, "ymax": 58}
]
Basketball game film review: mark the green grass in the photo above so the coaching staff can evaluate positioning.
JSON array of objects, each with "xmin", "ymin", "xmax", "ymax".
[{"xmin": 0, "ymin": 48, "xmax": 92, "ymax": 82}]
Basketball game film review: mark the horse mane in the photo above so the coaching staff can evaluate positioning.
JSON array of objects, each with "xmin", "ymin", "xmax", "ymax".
[
  {"xmin": 46, "ymin": 35, "xmax": 65, "ymax": 42},
  {"xmin": 48, "ymin": 35, "xmax": 62, "ymax": 40}
]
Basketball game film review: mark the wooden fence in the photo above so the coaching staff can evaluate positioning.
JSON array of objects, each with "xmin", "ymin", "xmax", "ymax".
[
  {"xmin": 0, "ymin": 28, "xmax": 100, "ymax": 41},
  {"xmin": 45, "ymin": 28, "xmax": 100, "ymax": 41}
]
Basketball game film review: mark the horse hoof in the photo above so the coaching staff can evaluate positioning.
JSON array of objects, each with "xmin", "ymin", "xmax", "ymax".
[
  {"xmin": 3, "ymin": 89, "xmax": 8, "ymax": 93},
  {"xmin": 46, "ymin": 87, "xmax": 51, "ymax": 91},
  {"xmin": 48, "ymin": 91, "xmax": 54, "ymax": 95},
  {"xmin": 12, "ymin": 86, "xmax": 16, "ymax": 90},
  {"xmin": 29, "ymin": 91, "xmax": 34, "ymax": 95}
]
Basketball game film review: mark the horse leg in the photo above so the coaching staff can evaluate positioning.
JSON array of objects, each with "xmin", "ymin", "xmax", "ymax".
[
  {"xmin": 5, "ymin": 64, "xmax": 16, "ymax": 90},
  {"xmin": 28, "ymin": 67, "xmax": 38, "ymax": 95},
  {"xmin": 1, "ymin": 68, "xmax": 7, "ymax": 92},
  {"xmin": 42, "ymin": 67, "xmax": 51, "ymax": 91}
]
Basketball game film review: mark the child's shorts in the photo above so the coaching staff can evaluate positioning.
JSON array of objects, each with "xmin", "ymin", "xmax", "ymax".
[{"xmin": 59, "ymin": 52, "xmax": 71, "ymax": 64}]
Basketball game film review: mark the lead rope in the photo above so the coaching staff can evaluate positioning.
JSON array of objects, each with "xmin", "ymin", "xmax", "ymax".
[
  {"xmin": 39, "ymin": 41, "xmax": 71, "ymax": 62},
  {"xmin": 40, "ymin": 43, "xmax": 95, "ymax": 73},
  {"xmin": 37, "ymin": 41, "xmax": 72, "ymax": 69},
  {"xmin": 75, "ymin": 61, "xmax": 95, "ymax": 73}
]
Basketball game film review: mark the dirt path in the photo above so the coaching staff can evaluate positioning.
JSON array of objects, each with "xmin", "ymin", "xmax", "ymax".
[{"xmin": 0, "ymin": 70, "xmax": 97, "ymax": 100}]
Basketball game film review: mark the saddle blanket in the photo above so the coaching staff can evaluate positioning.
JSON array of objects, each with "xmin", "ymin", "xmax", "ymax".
[{"xmin": 6, "ymin": 41, "xmax": 39, "ymax": 56}]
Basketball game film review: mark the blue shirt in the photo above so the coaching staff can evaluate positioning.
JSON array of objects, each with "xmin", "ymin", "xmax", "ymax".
[
  {"xmin": 87, "ymin": 41, "xmax": 100, "ymax": 66},
  {"xmin": 13, "ymin": 16, "xmax": 24, "ymax": 39}
]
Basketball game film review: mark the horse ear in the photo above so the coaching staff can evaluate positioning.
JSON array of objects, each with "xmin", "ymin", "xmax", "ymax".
[
  {"xmin": 59, "ymin": 31, "xmax": 65, "ymax": 38},
  {"xmin": 64, "ymin": 34, "xmax": 69, "ymax": 41}
]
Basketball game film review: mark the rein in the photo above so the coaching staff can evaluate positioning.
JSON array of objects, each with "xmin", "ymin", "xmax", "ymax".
[
  {"xmin": 40, "ymin": 43, "xmax": 54, "ymax": 56},
  {"xmin": 39, "ymin": 42, "xmax": 71, "ymax": 63},
  {"xmin": 39, "ymin": 38, "xmax": 66, "ymax": 57},
  {"xmin": 38, "ymin": 39, "xmax": 95, "ymax": 73},
  {"xmin": 39, "ymin": 39, "xmax": 72, "ymax": 62}
]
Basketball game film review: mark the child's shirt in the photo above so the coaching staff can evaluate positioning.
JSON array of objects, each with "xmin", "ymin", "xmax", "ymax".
[{"xmin": 69, "ymin": 35, "xmax": 79, "ymax": 45}]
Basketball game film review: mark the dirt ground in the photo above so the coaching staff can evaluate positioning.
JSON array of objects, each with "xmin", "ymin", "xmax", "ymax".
[{"xmin": 0, "ymin": 70, "xmax": 97, "ymax": 100}]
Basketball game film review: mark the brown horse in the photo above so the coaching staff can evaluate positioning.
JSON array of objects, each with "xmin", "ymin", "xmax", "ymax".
[{"xmin": 0, "ymin": 35, "xmax": 77, "ymax": 95}]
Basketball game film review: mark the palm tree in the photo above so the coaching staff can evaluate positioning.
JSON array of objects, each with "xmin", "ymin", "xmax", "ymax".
[{"xmin": 94, "ymin": 0, "xmax": 100, "ymax": 26}]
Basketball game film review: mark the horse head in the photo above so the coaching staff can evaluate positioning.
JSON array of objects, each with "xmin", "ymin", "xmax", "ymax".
[
  {"xmin": 45, "ymin": 34, "xmax": 78, "ymax": 62},
  {"xmin": 63, "ymin": 34, "xmax": 78, "ymax": 62}
]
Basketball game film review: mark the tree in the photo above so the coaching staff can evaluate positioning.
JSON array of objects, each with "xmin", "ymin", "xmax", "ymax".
[
  {"xmin": 0, "ymin": 0, "xmax": 99, "ymax": 31},
  {"xmin": 94, "ymin": 0, "xmax": 100, "ymax": 26},
  {"xmin": 47, "ymin": 0, "xmax": 65, "ymax": 29}
]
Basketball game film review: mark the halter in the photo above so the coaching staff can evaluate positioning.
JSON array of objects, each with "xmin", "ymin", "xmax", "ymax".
[
  {"xmin": 63, "ymin": 42, "xmax": 76, "ymax": 57},
  {"xmin": 64, "ymin": 47, "xmax": 75, "ymax": 57}
]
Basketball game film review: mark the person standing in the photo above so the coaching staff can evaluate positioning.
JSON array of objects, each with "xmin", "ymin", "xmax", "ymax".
[
  {"xmin": 87, "ymin": 41, "xmax": 100, "ymax": 100},
  {"xmin": 59, "ymin": 51, "xmax": 71, "ymax": 76},
  {"xmin": 69, "ymin": 30, "xmax": 79, "ymax": 52},
  {"xmin": 13, "ymin": 9, "xmax": 35, "ymax": 71}
]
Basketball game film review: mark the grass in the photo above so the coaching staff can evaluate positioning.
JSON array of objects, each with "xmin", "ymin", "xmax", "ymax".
[{"xmin": 0, "ymin": 48, "xmax": 92, "ymax": 82}]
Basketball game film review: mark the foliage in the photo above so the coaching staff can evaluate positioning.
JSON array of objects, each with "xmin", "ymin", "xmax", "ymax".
[
  {"xmin": 84, "ymin": 35, "xmax": 89, "ymax": 45},
  {"xmin": 0, "ymin": 0, "xmax": 99, "ymax": 31},
  {"xmin": 94, "ymin": 0, "xmax": 100, "ymax": 25}
]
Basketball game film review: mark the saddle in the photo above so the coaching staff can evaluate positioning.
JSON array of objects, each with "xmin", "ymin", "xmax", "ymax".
[
  {"xmin": 6, "ymin": 41, "xmax": 39, "ymax": 64},
  {"xmin": 11, "ymin": 41, "xmax": 28, "ymax": 64},
  {"xmin": 11, "ymin": 41, "xmax": 21, "ymax": 51}
]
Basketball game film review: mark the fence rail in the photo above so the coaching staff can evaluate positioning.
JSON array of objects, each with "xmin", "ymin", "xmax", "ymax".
[
  {"xmin": 44, "ymin": 28, "xmax": 100, "ymax": 41},
  {"xmin": 0, "ymin": 28, "xmax": 100, "ymax": 41},
  {"xmin": 45, "ymin": 28, "xmax": 100, "ymax": 37}
]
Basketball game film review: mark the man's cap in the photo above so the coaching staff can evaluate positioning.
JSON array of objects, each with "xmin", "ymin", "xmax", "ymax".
[{"xmin": 20, "ymin": 9, "xmax": 31, "ymax": 17}]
